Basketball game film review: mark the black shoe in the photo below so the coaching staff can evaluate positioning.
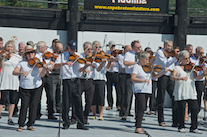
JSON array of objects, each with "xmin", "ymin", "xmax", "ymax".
[
  {"xmin": 36, "ymin": 114, "xmax": 42, "ymax": 120},
  {"xmin": 48, "ymin": 115, "xmax": 57, "ymax": 120},
  {"xmin": 121, "ymin": 117, "xmax": 126, "ymax": 121},
  {"xmin": 8, "ymin": 119, "xmax": 14, "ymax": 125},
  {"xmin": 62, "ymin": 125, "xmax": 69, "ymax": 129},
  {"xmin": 128, "ymin": 114, "xmax": 134, "ymax": 117},
  {"xmin": 77, "ymin": 126, "xmax": 89, "ymax": 130}
]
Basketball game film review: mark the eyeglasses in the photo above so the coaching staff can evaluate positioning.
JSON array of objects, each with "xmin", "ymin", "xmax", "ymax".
[
  {"xmin": 26, "ymin": 51, "xmax": 35, "ymax": 54},
  {"xmin": 199, "ymin": 52, "xmax": 204, "ymax": 54},
  {"xmin": 96, "ymin": 46, "xmax": 101, "ymax": 48},
  {"xmin": 184, "ymin": 57, "xmax": 190, "ymax": 60},
  {"xmin": 88, "ymin": 48, "xmax": 93, "ymax": 50}
]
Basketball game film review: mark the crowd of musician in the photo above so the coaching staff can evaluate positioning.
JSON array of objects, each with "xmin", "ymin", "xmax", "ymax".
[{"xmin": 0, "ymin": 36, "xmax": 207, "ymax": 134}]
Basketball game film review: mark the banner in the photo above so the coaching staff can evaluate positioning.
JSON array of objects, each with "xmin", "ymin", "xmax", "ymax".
[{"xmin": 84, "ymin": 0, "xmax": 169, "ymax": 14}]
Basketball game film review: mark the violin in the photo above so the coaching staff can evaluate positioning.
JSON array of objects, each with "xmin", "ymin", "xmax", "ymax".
[
  {"xmin": 28, "ymin": 57, "xmax": 46, "ymax": 68},
  {"xmin": 199, "ymin": 56, "xmax": 207, "ymax": 64},
  {"xmin": 69, "ymin": 54, "xmax": 96, "ymax": 67},
  {"xmin": 111, "ymin": 49, "xmax": 123, "ymax": 57},
  {"xmin": 164, "ymin": 50, "xmax": 176, "ymax": 58},
  {"xmin": 97, "ymin": 51, "xmax": 118, "ymax": 62},
  {"xmin": 184, "ymin": 63, "xmax": 203, "ymax": 72},
  {"xmin": 44, "ymin": 51, "xmax": 59, "ymax": 60},
  {"xmin": 86, "ymin": 55, "xmax": 102, "ymax": 63},
  {"xmin": 147, "ymin": 51, "xmax": 154, "ymax": 61},
  {"xmin": 142, "ymin": 63, "xmax": 166, "ymax": 73},
  {"xmin": 0, "ymin": 50, "xmax": 11, "ymax": 60}
]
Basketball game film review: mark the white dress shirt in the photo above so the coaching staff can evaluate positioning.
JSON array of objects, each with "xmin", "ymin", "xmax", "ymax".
[
  {"xmin": 55, "ymin": 51, "xmax": 82, "ymax": 79},
  {"xmin": 124, "ymin": 50, "xmax": 137, "ymax": 74},
  {"xmin": 155, "ymin": 48, "xmax": 177, "ymax": 76},
  {"xmin": 117, "ymin": 53, "xmax": 125, "ymax": 73}
]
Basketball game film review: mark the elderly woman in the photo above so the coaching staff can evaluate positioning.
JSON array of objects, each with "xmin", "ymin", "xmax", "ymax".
[
  {"xmin": 131, "ymin": 51, "xmax": 169, "ymax": 134},
  {"xmin": 0, "ymin": 40, "xmax": 22, "ymax": 125},
  {"xmin": 13, "ymin": 45, "xmax": 47, "ymax": 132},
  {"xmin": 170, "ymin": 50, "xmax": 206, "ymax": 134}
]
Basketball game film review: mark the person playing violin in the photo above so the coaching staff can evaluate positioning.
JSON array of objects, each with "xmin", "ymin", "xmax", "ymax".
[
  {"xmin": 0, "ymin": 37, "xmax": 3, "ymax": 50},
  {"xmin": 0, "ymin": 40, "xmax": 22, "ymax": 125},
  {"xmin": 144, "ymin": 47, "xmax": 158, "ymax": 116},
  {"xmin": 190, "ymin": 46, "xmax": 207, "ymax": 116},
  {"xmin": 50, "ymin": 41, "xmax": 63, "ymax": 113},
  {"xmin": 105, "ymin": 41, "xmax": 121, "ymax": 111},
  {"xmin": 12, "ymin": 45, "xmax": 47, "ymax": 132},
  {"xmin": 89, "ymin": 41, "xmax": 109, "ymax": 121},
  {"xmin": 117, "ymin": 45, "xmax": 132, "ymax": 116},
  {"xmin": 35, "ymin": 41, "xmax": 56, "ymax": 120},
  {"xmin": 131, "ymin": 51, "xmax": 169, "ymax": 134},
  {"xmin": 155, "ymin": 39, "xmax": 179, "ymax": 127},
  {"xmin": 170, "ymin": 50, "xmax": 206, "ymax": 134},
  {"xmin": 54, "ymin": 40, "xmax": 90, "ymax": 130},
  {"xmin": 186, "ymin": 44, "xmax": 194, "ymax": 58},
  {"xmin": 74, "ymin": 41, "xmax": 95, "ymax": 124},
  {"xmin": 121, "ymin": 40, "xmax": 141, "ymax": 121},
  {"xmin": 47, "ymin": 38, "xmax": 59, "ymax": 53}
]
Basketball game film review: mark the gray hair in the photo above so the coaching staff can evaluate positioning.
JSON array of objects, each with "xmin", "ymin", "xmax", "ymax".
[
  {"xmin": 18, "ymin": 42, "xmax": 26, "ymax": 46},
  {"xmin": 178, "ymin": 50, "xmax": 189, "ymax": 60},
  {"xmin": 4, "ymin": 40, "xmax": 16, "ymax": 53},
  {"xmin": 92, "ymin": 41, "xmax": 100, "ymax": 50},
  {"xmin": 195, "ymin": 46, "xmax": 203, "ymax": 52},
  {"xmin": 83, "ymin": 41, "xmax": 92, "ymax": 49},
  {"xmin": 37, "ymin": 41, "xmax": 46, "ymax": 50},
  {"xmin": 164, "ymin": 39, "xmax": 173, "ymax": 45},
  {"xmin": 138, "ymin": 51, "xmax": 150, "ymax": 59}
]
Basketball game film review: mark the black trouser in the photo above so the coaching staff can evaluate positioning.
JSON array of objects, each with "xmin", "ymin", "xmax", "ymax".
[
  {"xmin": 62, "ymin": 78, "xmax": 84, "ymax": 128},
  {"xmin": 0, "ymin": 90, "xmax": 17, "ymax": 104},
  {"xmin": 135, "ymin": 93, "xmax": 147, "ymax": 128},
  {"xmin": 119, "ymin": 73, "xmax": 126, "ymax": 112},
  {"xmin": 51, "ymin": 74, "xmax": 61, "ymax": 112},
  {"xmin": 106, "ymin": 72, "xmax": 121, "ymax": 107},
  {"xmin": 42, "ymin": 75, "xmax": 55, "ymax": 116},
  {"xmin": 18, "ymin": 85, "xmax": 43, "ymax": 127},
  {"xmin": 121, "ymin": 74, "xmax": 133, "ymax": 117},
  {"xmin": 195, "ymin": 81, "xmax": 204, "ymax": 112},
  {"xmin": 92, "ymin": 80, "xmax": 106, "ymax": 106},
  {"xmin": 146, "ymin": 80, "xmax": 158, "ymax": 111},
  {"xmin": 177, "ymin": 100, "xmax": 199, "ymax": 130},
  {"xmin": 157, "ymin": 75, "xmax": 178, "ymax": 124},
  {"xmin": 80, "ymin": 79, "xmax": 95, "ymax": 122}
]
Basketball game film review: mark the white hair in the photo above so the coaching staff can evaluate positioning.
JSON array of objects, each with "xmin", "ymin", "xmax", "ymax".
[
  {"xmin": 37, "ymin": 41, "xmax": 46, "ymax": 50},
  {"xmin": 178, "ymin": 50, "xmax": 189, "ymax": 60}
]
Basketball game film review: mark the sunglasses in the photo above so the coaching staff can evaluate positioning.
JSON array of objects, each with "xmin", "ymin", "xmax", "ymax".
[
  {"xmin": 26, "ymin": 51, "xmax": 35, "ymax": 54},
  {"xmin": 96, "ymin": 46, "xmax": 101, "ymax": 48}
]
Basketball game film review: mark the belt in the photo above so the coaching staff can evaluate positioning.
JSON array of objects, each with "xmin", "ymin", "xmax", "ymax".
[{"xmin": 79, "ymin": 78, "xmax": 93, "ymax": 81}]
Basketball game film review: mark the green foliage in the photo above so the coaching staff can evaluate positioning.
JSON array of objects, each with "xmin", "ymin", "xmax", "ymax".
[{"xmin": 169, "ymin": 0, "xmax": 207, "ymax": 15}]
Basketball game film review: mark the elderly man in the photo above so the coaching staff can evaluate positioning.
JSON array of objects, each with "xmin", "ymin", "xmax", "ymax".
[
  {"xmin": 36, "ymin": 41, "xmax": 56, "ymax": 120},
  {"xmin": 121, "ymin": 40, "xmax": 142, "ymax": 120}
]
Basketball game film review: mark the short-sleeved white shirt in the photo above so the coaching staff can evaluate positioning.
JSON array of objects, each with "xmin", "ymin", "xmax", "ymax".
[
  {"xmin": 16, "ymin": 60, "xmax": 42, "ymax": 89},
  {"xmin": 132, "ymin": 64, "xmax": 152, "ymax": 94},
  {"xmin": 93, "ymin": 61, "xmax": 107, "ymax": 80},
  {"xmin": 55, "ymin": 51, "xmax": 82, "ymax": 79},
  {"xmin": 0, "ymin": 54, "xmax": 22, "ymax": 90},
  {"xmin": 124, "ymin": 50, "xmax": 137, "ymax": 74}
]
